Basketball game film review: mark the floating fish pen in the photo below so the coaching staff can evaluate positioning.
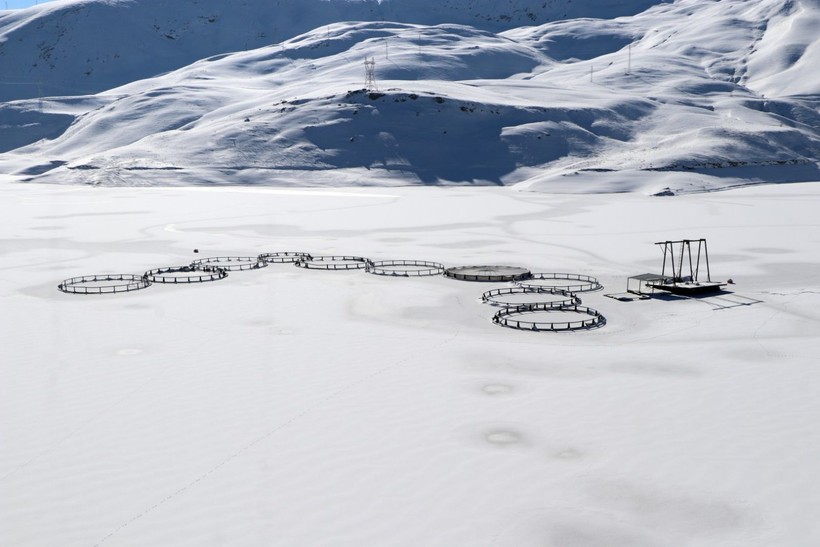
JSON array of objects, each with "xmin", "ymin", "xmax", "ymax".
[
  {"xmin": 144, "ymin": 265, "xmax": 228, "ymax": 284},
  {"xmin": 258, "ymin": 252, "xmax": 312, "ymax": 264},
  {"xmin": 191, "ymin": 256, "xmax": 267, "ymax": 271},
  {"xmin": 517, "ymin": 273, "xmax": 602, "ymax": 293},
  {"xmin": 481, "ymin": 286, "xmax": 580, "ymax": 308},
  {"xmin": 58, "ymin": 274, "xmax": 151, "ymax": 295},
  {"xmin": 295, "ymin": 255, "xmax": 372, "ymax": 270},
  {"xmin": 492, "ymin": 303, "xmax": 605, "ymax": 332},
  {"xmin": 367, "ymin": 260, "xmax": 445, "ymax": 277},
  {"xmin": 444, "ymin": 265, "xmax": 531, "ymax": 282}
]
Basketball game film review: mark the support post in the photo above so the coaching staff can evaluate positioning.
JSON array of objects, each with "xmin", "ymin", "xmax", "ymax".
[
  {"xmin": 686, "ymin": 239, "xmax": 694, "ymax": 281},
  {"xmin": 703, "ymin": 239, "xmax": 712, "ymax": 282}
]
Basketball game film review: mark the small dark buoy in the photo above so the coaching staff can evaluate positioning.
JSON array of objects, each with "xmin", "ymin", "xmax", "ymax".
[{"xmin": 193, "ymin": 249, "xmax": 199, "ymax": 253}]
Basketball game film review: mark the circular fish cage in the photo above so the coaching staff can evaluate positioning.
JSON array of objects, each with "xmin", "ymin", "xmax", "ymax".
[
  {"xmin": 517, "ymin": 273, "xmax": 602, "ymax": 293},
  {"xmin": 444, "ymin": 265, "xmax": 531, "ymax": 282},
  {"xmin": 259, "ymin": 252, "xmax": 313, "ymax": 264},
  {"xmin": 481, "ymin": 286, "xmax": 580, "ymax": 308},
  {"xmin": 367, "ymin": 260, "xmax": 445, "ymax": 277},
  {"xmin": 58, "ymin": 274, "xmax": 151, "ymax": 295},
  {"xmin": 190, "ymin": 256, "xmax": 267, "ymax": 271},
  {"xmin": 144, "ymin": 265, "xmax": 228, "ymax": 284},
  {"xmin": 295, "ymin": 255, "xmax": 372, "ymax": 270},
  {"xmin": 492, "ymin": 304, "xmax": 605, "ymax": 332}
]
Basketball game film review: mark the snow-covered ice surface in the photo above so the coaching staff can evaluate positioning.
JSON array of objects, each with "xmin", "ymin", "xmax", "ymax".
[
  {"xmin": 2, "ymin": 180, "xmax": 820, "ymax": 546},
  {"xmin": 2, "ymin": 0, "xmax": 820, "ymax": 543}
]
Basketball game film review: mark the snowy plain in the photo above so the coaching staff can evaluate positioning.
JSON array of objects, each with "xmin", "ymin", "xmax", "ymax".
[{"xmin": 2, "ymin": 180, "xmax": 820, "ymax": 546}]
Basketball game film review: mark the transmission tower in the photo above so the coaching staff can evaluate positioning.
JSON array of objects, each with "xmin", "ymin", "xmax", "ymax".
[
  {"xmin": 627, "ymin": 43, "xmax": 632, "ymax": 74},
  {"xmin": 364, "ymin": 57, "xmax": 377, "ymax": 90}
]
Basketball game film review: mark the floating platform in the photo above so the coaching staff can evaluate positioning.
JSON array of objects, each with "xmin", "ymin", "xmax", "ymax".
[
  {"xmin": 444, "ymin": 265, "xmax": 531, "ymax": 282},
  {"xmin": 626, "ymin": 273, "xmax": 726, "ymax": 296},
  {"xmin": 650, "ymin": 281, "xmax": 727, "ymax": 295}
]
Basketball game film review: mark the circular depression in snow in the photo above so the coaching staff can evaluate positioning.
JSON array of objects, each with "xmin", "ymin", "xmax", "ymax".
[
  {"xmin": 116, "ymin": 348, "xmax": 143, "ymax": 356},
  {"xmin": 485, "ymin": 430, "xmax": 523, "ymax": 446}
]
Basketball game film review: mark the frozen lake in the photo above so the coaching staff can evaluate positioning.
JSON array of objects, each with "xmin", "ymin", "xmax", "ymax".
[{"xmin": 2, "ymin": 181, "xmax": 819, "ymax": 546}]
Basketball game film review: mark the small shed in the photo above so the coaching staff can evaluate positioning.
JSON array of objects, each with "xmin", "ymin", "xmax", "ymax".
[{"xmin": 627, "ymin": 273, "xmax": 669, "ymax": 296}]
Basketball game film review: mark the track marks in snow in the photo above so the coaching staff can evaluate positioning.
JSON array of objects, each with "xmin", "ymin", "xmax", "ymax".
[
  {"xmin": 0, "ymin": 363, "xmax": 163, "ymax": 485},
  {"xmin": 94, "ymin": 329, "xmax": 461, "ymax": 546}
]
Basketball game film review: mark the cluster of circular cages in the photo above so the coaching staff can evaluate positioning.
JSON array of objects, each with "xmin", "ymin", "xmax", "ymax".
[{"xmin": 58, "ymin": 256, "xmax": 604, "ymax": 333}]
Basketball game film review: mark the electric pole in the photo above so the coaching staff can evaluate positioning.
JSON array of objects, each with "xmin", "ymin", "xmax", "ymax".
[
  {"xmin": 364, "ymin": 57, "xmax": 376, "ymax": 90},
  {"xmin": 627, "ymin": 43, "xmax": 632, "ymax": 74}
]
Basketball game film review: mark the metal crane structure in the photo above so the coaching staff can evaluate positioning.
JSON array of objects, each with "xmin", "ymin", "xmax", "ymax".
[{"xmin": 624, "ymin": 238, "xmax": 726, "ymax": 297}]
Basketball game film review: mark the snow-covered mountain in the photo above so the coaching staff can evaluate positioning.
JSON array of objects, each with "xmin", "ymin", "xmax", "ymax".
[
  {"xmin": 0, "ymin": 0, "xmax": 817, "ymax": 193},
  {"xmin": 0, "ymin": 0, "xmax": 665, "ymax": 102}
]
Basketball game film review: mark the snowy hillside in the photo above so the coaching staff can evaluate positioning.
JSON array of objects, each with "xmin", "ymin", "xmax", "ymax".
[
  {"xmin": 0, "ymin": 0, "xmax": 665, "ymax": 101},
  {"xmin": 0, "ymin": 0, "xmax": 818, "ymax": 193}
]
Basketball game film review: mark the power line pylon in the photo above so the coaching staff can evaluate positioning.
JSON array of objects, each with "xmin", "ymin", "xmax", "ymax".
[{"xmin": 364, "ymin": 57, "xmax": 377, "ymax": 90}]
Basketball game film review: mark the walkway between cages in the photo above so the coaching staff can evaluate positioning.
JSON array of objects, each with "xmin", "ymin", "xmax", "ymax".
[{"xmin": 57, "ymin": 254, "xmax": 605, "ymax": 333}]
